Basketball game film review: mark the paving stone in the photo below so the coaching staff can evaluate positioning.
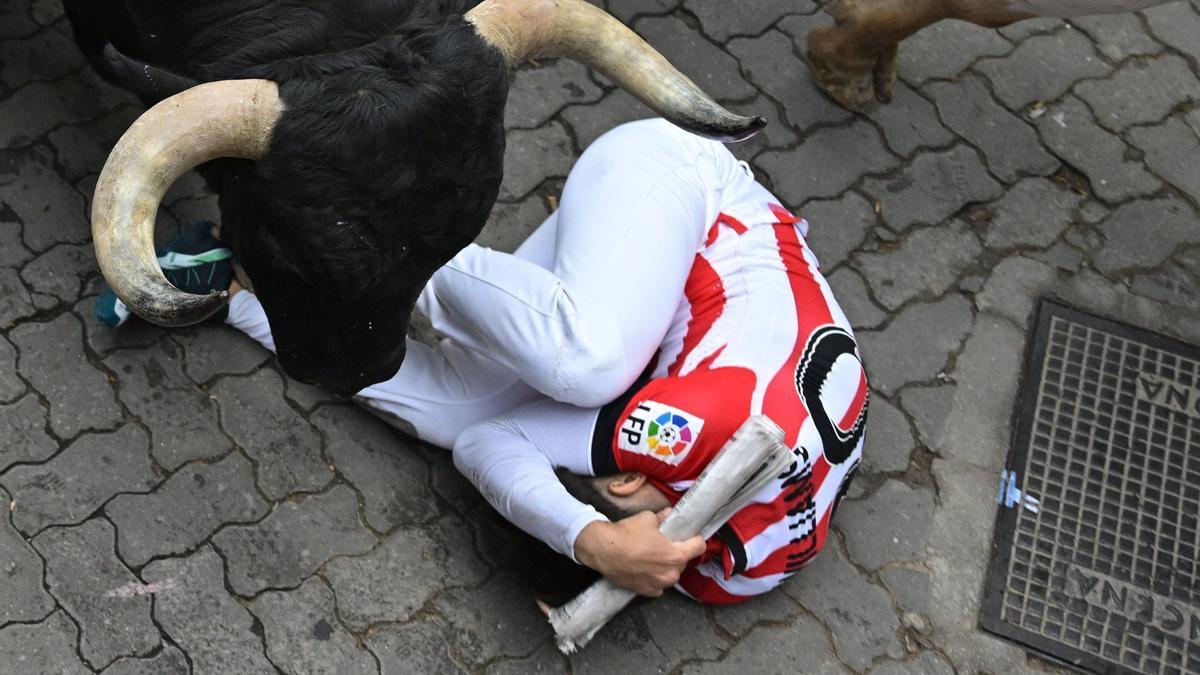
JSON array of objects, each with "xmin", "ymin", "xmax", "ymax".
[
  {"xmin": 106, "ymin": 453, "xmax": 268, "ymax": 568},
  {"xmin": 368, "ymin": 621, "xmax": 467, "ymax": 675},
  {"xmin": 500, "ymin": 122, "xmax": 575, "ymax": 200},
  {"xmin": 683, "ymin": 617, "xmax": 840, "ymax": 674},
  {"xmin": 47, "ymin": 108, "xmax": 141, "ymax": 183},
  {"xmin": 32, "ymin": 520, "xmax": 159, "ymax": 668},
  {"xmin": 210, "ymin": 369, "xmax": 331, "ymax": 500},
  {"xmin": 11, "ymin": 314, "xmax": 123, "ymax": 438},
  {"xmin": 685, "ymin": 0, "xmax": 811, "ymax": 42},
  {"xmin": 937, "ymin": 315, "xmax": 1025, "ymax": 470},
  {"xmin": 866, "ymin": 82, "xmax": 956, "ymax": 158},
  {"xmin": 924, "ymin": 75, "xmax": 1058, "ymax": 182},
  {"xmin": 880, "ymin": 566, "xmax": 932, "ymax": 616},
  {"xmin": 284, "ymin": 375, "xmax": 349, "ymax": 412},
  {"xmin": 786, "ymin": 544, "xmax": 904, "ymax": 671},
  {"xmin": 1070, "ymin": 13, "xmax": 1161, "ymax": 62},
  {"xmin": 313, "ymin": 405, "xmax": 438, "ymax": 532},
  {"xmin": 1128, "ymin": 115, "xmax": 1200, "ymax": 205},
  {"xmin": 759, "ymin": 121, "xmax": 899, "ymax": 203},
  {"xmin": 0, "ymin": 25, "xmax": 81, "ymax": 91},
  {"xmin": 802, "ymin": 191, "xmax": 877, "ymax": 269},
  {"xmin": 29, "ymin": 0, "xmax": 61, "ymax": 24},
  {"xmin": 505, "ymin": 59, "xmax": 603, "ymax": 130},
  {"xmin": 0, "ymin": 79, "xmax": 101, "ymax": 149},
  {"xmin": 476, "ymin": 194, "xmax": 551, "ymax": 254},
  {"xmin": 0, "ymin": 0, "xmax": 40, "ymax": 39},
  {"xmin": 635, "ymin": 16, "xmax": 757, "ymax": 102},
  {"xmin": 710, "ymin": 586, "xmax": 799, "ymax": 637},
  {"xmin": 562, "ymin": 89, "xmax": 654, "ymax": 149},
  {"xmin": 486, "ymin": 643, "xmax": 565, "ymax": 674},
  {"xmin": 0, "ymin": 610, "xmax": 89, "ymax": 674},
  {"xmin": 433, "ymin": 572, "xmax": 549, "ymax": 666},
  {"xmin": 100, "ymin": 645, "xmax": 190, "ymax": 675},
  {"xmin": 249, "ymin": 576, "xmax": 377, "ymax": 675},
  {"xmin": 75, "ymin": 295, "xmax": 169, "ymax": 356},
  {"xmin": 1076, "ymin": 54, "xmax": 1200, "ymax": 130},
  {"xmin": 1, "ymin": 147, "xmax": 89, "ymax": 256},
  {"xmin": 327, "ymin": 517, "xmax": 487, "ymax": 631},
  {"xmin": 0, "ymin": 336, "xmax": 23, "ymax": 403},
  {"xmin": 854, "ymin": 220, "xmax": 983, "ymax": 309},
  {"xmin": 827, "ymin": 267, "xmax": 889, "ymax": 331},
  {"xmin": 0, "ymin": 485, "xmax": 55, "ymax": 625},
  {"xmin": 19, "ymin": 243, "xmax": 95, "ymax": 304},
  {"xmin": 981, "ymin": 177, "xmax": 1083, "ymax": 250},
  {"xmin": 428, "ymin": 447, "xmax": 485, "ymax": 513},
  {"xmin": 172, "ymin": 325, "xmax": 271, "ymax": 385},
  {"xmin": 975, "ymin": 31, "xmax": 1111, "ymax": 110},
  {"xmin": 0, "ymin": 220, "xmax": 32, "ymax": 268},
  {"xmin": 857, "ymin": 295, "xmax": 975, "ymax": 395},
  {"xmin": 1034, "ymin": 95, "xmax": 1161, "ymax": 203},
  {"xmin": 727, "ymin": 94, "xmax": 798, "ymax": 163},
  {"xmin": 567, "ymin": 604, "xmax": 678, "ymax": 675},
  {"xmin": 105, "ymin": 341, "xmax": 232, "ymax": 470},
  {"xmin": 212, "ymin": 485, "xmax": 375, "ymax": 596},
  {"xmin": 837, "ymin": 480, "xmax": 935, "ymax": 570},
  {"xmin": 1, "ymin": 425, "xmax": 157, "ymax": 534},
  {"xmin": 0, "ymin": 395, "xmax": 52, "ymax": 474},
  {"xmin": 998, "ymin": 16, "xmax": 1062, "ymax": 41},
  {"xmin": 1130, "ymin": 263, "xmax": 1200, "ymax": 310},
  {"xmin": 727, "ymin": 28, "xmax": 854, "ymax": 132},
  {"xmin": 1094, "ymin": 196, "xmax": 1200, "ymax": 274},
  {"xmin": 605, "ymin": 0, "xmax": 676, "ymax": 23},
  {"xmin": 862, "ymin": 146, "xmax": 1003, "ymax": 233},
  {"xmin": 868, "ymin": 651, "xmax": 954, "ymax": 675},
  {"xmin": 977, "ymin": 255, "xmax": 1058, "ymax": 325},
  {"xmin": 640, "ymin": 591, "xmax": 728, "ymax": 663},
  {"xmin": 863, "ymin": 395, "xmax": 914, "ymax": 474},
  {"xmin": 1143, "ymin": 1, "xmax": 1200, "ymax": 65},
  {"xmin": 0, "ymin": 267, "xmax": 36, "ymax": 329},
  {"xmin": 897, "ymin": 19, "xmax": 1012, "ymax": 86},
  {"xmin": 142, "ymin": 546, "xmax": 277, "ymax": 674}
]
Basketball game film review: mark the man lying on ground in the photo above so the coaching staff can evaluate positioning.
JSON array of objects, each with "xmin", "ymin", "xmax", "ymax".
[{"xmin": 99, "ymin": 119, "xmax": 869, "ymax": 603}]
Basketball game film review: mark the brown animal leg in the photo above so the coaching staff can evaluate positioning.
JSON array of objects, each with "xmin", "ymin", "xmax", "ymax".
[{"xmin": 807, "ymin": 0, "xmax": 1034, "ymax": 111}]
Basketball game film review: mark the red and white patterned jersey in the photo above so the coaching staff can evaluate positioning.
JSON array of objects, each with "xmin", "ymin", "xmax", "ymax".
[{"xmin": 590, "ymin": 196, "xmax": 869, "ymax": 604}]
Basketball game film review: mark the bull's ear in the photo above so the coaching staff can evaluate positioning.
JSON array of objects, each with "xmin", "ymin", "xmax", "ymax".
[{"xmin": 465, "ymin": 0, "xmax": 765, "ymax": 142}]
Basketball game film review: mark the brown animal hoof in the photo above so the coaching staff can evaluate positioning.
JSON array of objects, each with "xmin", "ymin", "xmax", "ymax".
[{"xmin": 806, "ymin": 26, "xmax": 881, "ymax": 113}]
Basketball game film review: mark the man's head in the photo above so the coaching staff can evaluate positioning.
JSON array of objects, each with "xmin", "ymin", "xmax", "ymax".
[{"xmin": 556, "ymin": 468, "xmax": 672, "ymax": 522}]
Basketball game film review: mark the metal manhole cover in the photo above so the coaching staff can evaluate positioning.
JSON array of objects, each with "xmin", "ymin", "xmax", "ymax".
[{"xmin": 981, "ymin": 300, "xmax": 1200, "ymax": 675}]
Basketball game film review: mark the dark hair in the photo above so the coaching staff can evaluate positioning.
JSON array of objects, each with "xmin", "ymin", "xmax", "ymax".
[{"xmin": 555, "ymin": 468, "xmax": 641, "ymax": 523}]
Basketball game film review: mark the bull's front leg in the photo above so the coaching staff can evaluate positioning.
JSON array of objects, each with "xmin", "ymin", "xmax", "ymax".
[{"xmin": 807, "ymin": 0, "xmax": 1034, "ymax": 112}]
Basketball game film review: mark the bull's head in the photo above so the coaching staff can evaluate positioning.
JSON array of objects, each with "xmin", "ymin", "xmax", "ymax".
[{"xmin": 91, "ymin": 0, "xmax": 764, "ymax": 395}]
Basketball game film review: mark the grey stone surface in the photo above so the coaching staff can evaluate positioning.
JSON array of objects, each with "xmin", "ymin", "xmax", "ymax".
[
  {"xmin": 1128, "ymin": 115, "xmax": 1200, "ymax": 205},
  {"xmin": 976, "ymin": 31, "xmax": 1111, "ymax": 110},
  {"xmin": 1, "ymin": 425, "xmax": 157, "ymax": 534},
  {"xmin": 924, "ymin": 75, "xmax": 1058, "ymax": 182},
  {"xmin": 0, "ymin": 220, "xmax": 33, "ymax": 269},
  {"xmin": 803, "ymin": 192, "xmax": 878, "ymax": 269},
  {"xmin": 862, "ymin": 146, "xmax": 1003, "ymax": 233},
  {"xmin": 857, "ymin": 295, "xmax": 975, "ymax": 395},
  {"xmin": 76, "ymin": 295, "xmax": 168, "ymax": 356},
  {"xmin": 561, "ymin": 89, "xmax": 653, "ymax": 149},
  {"xmin": 683, "ymin": 618, "xmax": 841, "ymax": 674},
  {"xmin": 727, "ymin": 28, "xmax": 854, "ymax": 132},
  {"xmin": 1130, "ymin": 263, "xmax": 1200, "ymax": 310},
  {"xmin": 863, "ymin": 395, "xmax": 915, "ymax": 474},
  {"xmin": 476, "ymin": 194, "xmax": 551, "ymax": 254},
  {"xmin": 368, "ymin": 621, "xmax": 466, "ymax": 674},
  {"xmin": 500, "ymin": 122, "xmax": 575, "ymax": 200},
  {"xmin": 711, "ymin": 587, "xmax": 799, "ymax": 637},
  {"xmin": 640, "ymin": 591, "xmax": 729, "ymax": 663},
  {"xmin": 326, "ymin": 517, "xmax": 487, "ymax": 631},
  {"xmin": 981, "ymin": 177, "xmax": 1084, "ymax": 250},
  {"xmin": 1076, "ymin": 54, "xmax": 1200, "ymax": 131},
  {"xmin": 1143, "ymin": 1, "xmax": 1200, "ymax": 65},
  {"xmin": 172, "ymin": 325, "xmax": 271, "ymax": 385},
  {"xmin": 759, "ymin": 121, "xmax": 899, "ymax": 203},
  {"xmin": 853, "ymin": 220, "xmax": 983, "ymax": 309},
  {"xmin": 868, "ymin": 651, "xmax": 954, "ymax": 675},
  {"xmin": 635, "ymin": 16, "xmax": 757, "ymax": 102},
  {"xmin": 105, "ymin": 341, "xmax": 232, "ymax": 470},
  {"xmin": 897, "ymin": 19, "xmax": 1011, "ymax": 86},
  {"xmin": 567, "ymin": 605, "xmax": 680, "ymax": 674},
  {"xmin": 0, "ymin": 394, "xmax": 54, "ymax": 472},
  {"xmin": 434, "ymin": 573, "xmax": 552, "ymax": 666},
  {"xmin": 786, "ymin": 544, "xmax": 904, "ymax": 671},
  {"xmin": 977, "ymin": 255, "xmax": 1058, "ymax": 325},
  {"xmin": 1094, "ymin": 197, "xmax": 1200, "ymax": 274},
  {"xmin": 32, "ymin": 519, "xmax": 159, "ymax": 668},
  {"xmin": 685, "ymin": 0, "xmax": 812, "ymax": 42},
  {"xmin": 505, "ymin": 59, "xmax": 603, "ymax": 130},
  {"xmin": 899, "ymin": 384, "xmax": 955, "ymax": 453},
  {"xmin": 826, "ymin": 267, "xmax": 889, "ymax": 330},
  {"xmin": 998, "ymin": 16, "xmax": 1062, "ymax": 41},
  {"xmin": 11, "ymin": 313, "xmax": 122, "ymax": 438},
  {"xmin": 1034, "ymin": 95, "xmax": 1161, "ymax": 203},
  {"xmin": 249, "ymin": 576, "xmax": 377, "ymax": 675},
  {"xmin": 0, "ymin": 486, "xmax": 55, "ymax": 625},
  {"xmin": 487, "ymin": 643, "xmax": 565, "ymax": 674},
  {"xmin": 0, "ymin": 610, "xmax": 89, "ymax": 674},
  {"xmin": 837, "ymin": 480, "xmax": 936, "ymax": 570},
  {"xmin": 880, "ymin": 566, "xmax": 932, "ymax": 616},
  {"xmin": 867, "ymin": 82, "xmax": 956, "ymax": 158},
  {"xmin": 0, "ymin": 267, "xmax": 37, "ymax": 329},
  {"xmin": 312, "ymin": 405, "xmax": 438, "ymax": 532},
  {"xmin": 213, "ymin": 485, "xmax": 376, "ymax": 596},
  {"xmin": 106, "ymin": 452, "xmax": 268, "ymax": 567},
  {"xmin": 0, "ymin": 336, "xmax": 23, "ymax": 402},
  {"xmin": 142, "ymin": 546, "xmax": 277, "ymax": 674},
  {"xmin": 211, "ymin": 369, "xmax": 331, "ymax": 500},
  {"xmin": 1070, "ymin": 13, "xmax": 1161, "ymax": 62},
  {"xmin": 19, "ymin": 243, "xmax": 94, "ymax": 304},
  {"xmin": 100, "ymin": 646, "xmax": 190, "ymax": 675},
  {"xmin": 0, "ymin": 146, "xmax": 89, "ymax": 251}
]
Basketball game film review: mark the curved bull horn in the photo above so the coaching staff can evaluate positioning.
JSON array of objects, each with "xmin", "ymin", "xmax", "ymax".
[
  {"xmin": 466, "ymin": 0, "xmax": 766, "ymax": 142},
  {"xmin": 91, "ymin": 79, "xmax": 283, "ymax": 326}
]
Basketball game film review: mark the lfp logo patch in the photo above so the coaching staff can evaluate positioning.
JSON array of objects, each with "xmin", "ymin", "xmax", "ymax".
[{"xmin": 618, "ymin": 401, "xmax": 705, "ymax": 465}]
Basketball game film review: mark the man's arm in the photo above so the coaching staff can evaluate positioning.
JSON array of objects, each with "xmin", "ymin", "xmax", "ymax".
[{"xmin": 451, "ymin": 399, "xmax": 704, "ymax": 596}]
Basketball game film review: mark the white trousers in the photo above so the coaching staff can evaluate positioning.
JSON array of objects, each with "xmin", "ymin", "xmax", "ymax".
[{"xmin": 227, "ymin": 119, "xmax": 759, "ymax": 451}]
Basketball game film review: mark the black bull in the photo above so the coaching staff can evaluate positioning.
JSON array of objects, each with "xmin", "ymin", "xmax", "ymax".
[{"xmin": 67, "ymin": 0, "xmax": 764, "ymax": 395}]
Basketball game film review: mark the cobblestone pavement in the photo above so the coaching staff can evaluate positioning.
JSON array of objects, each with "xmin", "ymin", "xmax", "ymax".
[{"xmin": 2, "ymin": 0, "xmax": 1199, "ymax": 673}]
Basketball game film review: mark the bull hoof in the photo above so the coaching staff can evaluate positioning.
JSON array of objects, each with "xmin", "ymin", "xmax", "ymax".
[
  {"xmin": 806, "ymin": 26, "xmax": 880, "ymax": 113},
  {"xmin": 873, "ymin": 46, "xmax": 898, "ymax": 104}
]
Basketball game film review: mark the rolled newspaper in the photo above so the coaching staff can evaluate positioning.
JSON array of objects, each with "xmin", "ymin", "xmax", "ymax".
[{"xmin": 549, "ymin": 414, "xmax": 794, "ymax": 653}]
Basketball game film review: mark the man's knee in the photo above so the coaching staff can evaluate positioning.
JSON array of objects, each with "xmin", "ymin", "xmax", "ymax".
[{"xmin": 550, "ymin": 341, "xmax": 633, "ymax": 408}]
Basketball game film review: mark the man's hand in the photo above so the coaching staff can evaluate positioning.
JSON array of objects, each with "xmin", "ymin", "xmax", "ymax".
[{"xmin": 574, "ymin": 509, "xmax": 706, "ymax": 597}]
